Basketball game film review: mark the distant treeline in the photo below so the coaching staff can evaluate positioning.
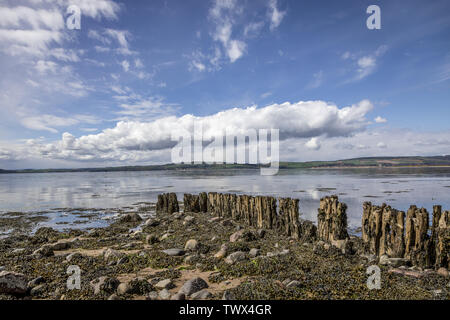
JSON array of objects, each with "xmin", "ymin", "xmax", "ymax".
[{"xmin": 1, "ymin": 155, "xmax": 450, "ymax": 174}]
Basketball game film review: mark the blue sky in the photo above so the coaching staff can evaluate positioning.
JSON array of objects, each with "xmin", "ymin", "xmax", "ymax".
[{"xmin": 0, "ymin": 0, "xmax": 450, "ymax": 169}]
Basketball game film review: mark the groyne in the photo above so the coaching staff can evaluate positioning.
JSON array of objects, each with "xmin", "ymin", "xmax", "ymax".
[{"xmin": 156, "ymin": 192, "xmax": 449, "ymax": 269}]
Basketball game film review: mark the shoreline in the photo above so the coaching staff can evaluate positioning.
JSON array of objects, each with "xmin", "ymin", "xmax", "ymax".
[{"xmin": 0, "ymin": 197, "xmax": 448, "ymax": 300}]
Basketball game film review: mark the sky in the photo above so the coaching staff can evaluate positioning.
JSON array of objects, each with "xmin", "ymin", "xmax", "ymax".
[{"xmin": 0, "ymin": 0, "xmax": 449, "ymax": 169}]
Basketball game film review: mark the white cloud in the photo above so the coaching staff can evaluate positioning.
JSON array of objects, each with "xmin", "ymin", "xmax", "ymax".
[
  {"xmin": 374, "ymin": 116, "xmax": 387, "ymax": 123},
  {"xmin": 121, "ymin": 60, "xmax": 130, "ymax": 72},
  {"xmin": 25, "ymin": 99, "xmax": 373, "ymax": 162},
  {"xmin": 377, "ymin": 142, "xmax": 387, "ymax": 149},
  {"xmin": 305, "ymin": 137, "xmax": 321, "ymax": 150},
  {"xmin": 20, "ymin": 113, "xmax": 99, "ymax": 133},
  {"xmin": 268, "ymin": 0, "xmax": 286, "ymax": 31},
  {"xmin": 307, "ymin": 70, "xmax": 324, "ymax": 89},
  {"xmin": 344, "ymin": 45, "xmax": 388, "ymax": 82}
]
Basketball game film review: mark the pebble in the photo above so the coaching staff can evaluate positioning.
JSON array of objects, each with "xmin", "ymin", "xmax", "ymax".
[
  {"xmin": 162, "ymin": 248, "xmax": 185, "ymax": 256},
  {"xmin": 179, "ymin": 277, "xmax": 208, "ymax": 296}
]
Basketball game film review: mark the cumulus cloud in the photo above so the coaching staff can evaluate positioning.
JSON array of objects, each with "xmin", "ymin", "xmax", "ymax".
[
  {"xmin": 305, "ymin": 137, "xmax": 321, "ymax": 150},
  {"xmin": 374, "ymin": 116, "xmax": 387, "ymax": 123},
  {"xmin": 24, "ymin": 99, "xmax": 373, "ymax": 162}
]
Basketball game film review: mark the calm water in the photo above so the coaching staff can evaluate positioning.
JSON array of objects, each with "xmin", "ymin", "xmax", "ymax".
[{"xmin": 1, "ymin": 168, "xmax": 450, "ymax": 230}]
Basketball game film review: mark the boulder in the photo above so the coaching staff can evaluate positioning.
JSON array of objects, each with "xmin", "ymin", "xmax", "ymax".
[
  {"xmin": 155, "ymin": 279, "xmax": 175, "ymax": 290},
  {"xmin": 90, "ymin": 276, "xmax": 120, "ymax": 295},
  {"xmin": 225, "ymin": 251, "xmax": 247, "ymax": 265},
  {"xmin": 184, "ymin": 239, "xmax": 199, "ymax": 251},
  {"xmin": 159, "ymin": 289, "xmax": 171, "ymax": 300},
  {"xmin": 119, "ymin": 212, "xmax": 142, "ymax": 223},
  {"xmin": 179, "ymin": 277, "xmax": 208, "ymax": 296},
  {"xmin": 0, "ymin": 271, "xmax": 28, "ymax": 295},
  {"xmin": 190, "ymin": 289, "xmax": 213, "ymax": 300}
]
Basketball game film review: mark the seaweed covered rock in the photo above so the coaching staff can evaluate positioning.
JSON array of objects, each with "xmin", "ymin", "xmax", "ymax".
[{"xmin": 0, "ymin": 271, "xmax": 28, "ymax": 296}]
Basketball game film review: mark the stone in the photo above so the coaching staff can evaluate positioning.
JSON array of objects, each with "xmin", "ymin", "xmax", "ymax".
[
  {"xmin": 119, "ymin": 212, "xmax": 142, "ymax": 223},
  {"xmin": 184, "ymin": 255, "xmax": 198, "ymax": 265},
  {"xmin": 49, "ymin": 242, "xmax": 69, "ymax": 251},
  {"xmin": 229, "ymin": 229, "xmax": 245, "ymax": 242},
  {"xmin": 0, "ymin": 271, "xmax": 28, "ymax": 295},
  {"xmin": 27, "ymin": 276, "xmax": 45, "ymax": 288},
  {"xmin": 190, "ymin": 289, "xmax": 213, "ymax": 300},
  {"xmin": 117, "ymin": 282, "xmax": 132, "ymax": 295},
  {"xmin": 249, "ymin": 248, "xmax": 260, "ymax": 257},
  {"xmin": 146, "ymin": 291, "xmax": 159, "ymax": 300},
  {"xmin": 214, "ymin": 244, "xmax": 228, "ymax": 259},
  {"xmin": 103, "ymin": 248, "xmax": 125, "ymax": 261},
  {"xmin": 184, "ymin": 239, "xmax": 199, "ymax": 251},
  {"xmin": 158, "ymin": 288, "xmax": 171, "ymax": 300},
  {"xmin": 30, "ymin": 284, "xmax": 46, "ymax": 297},
  {"xmin": 437, "ymin": 267, "xmax": 449, "ymax": 277},
  {"xmin": 108, "ymin": 294, "xmax": 120, "ymax": 300},
  {"xmin": 225, "ymin": 251, "xmax": 247, "ymax": 264},
  {"xmin": 155, "ymin": 279, "xmax": 175, "ymax": 290},
  {"xmin": 379, "ymin": 255, "xmax": 409, "ymax": 267},
  {"xmin": 117, "ymin": 256, "xmax": 129, "ymax": 265},
  {"xmin": 32, "ymin": 245, "xmax": 54, "ymax": 258},
  {"xmin": 171, "ymin": 292, "xmax": 186, "ymax": 300},
  {"xmin": 90, "ymin": 276, "xmax": 120, "ymax": 295},
  {"xmin": 179, "ymin": 277, "xmax": 208, "ymax": 296},
  {"xmin": 286, "ymin": 280, "xmax": 303, "ymax": 289},
  {"xmin": 257, "ymin": 229, "xmax": 266, "ymax": 239},
  {"xmin": 162, "ymin": 248, "xmax": 185, "ymax": 256},
  {"xmin": 222, "ymin": 290, "xmax": 235, "ymax": 300},
  {"xmin": 66, "ymin": 252, "xmax": 82, "ymax": 262},
  {"xmin": 144, "ymin": 218, "xmax": 160, "ymax": 227}
]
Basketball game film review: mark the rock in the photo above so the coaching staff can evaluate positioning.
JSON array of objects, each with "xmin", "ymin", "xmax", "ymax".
[
  {"xmin": 66, "ymin": 252, "xmax": 82, "ymax": 262},
  {"xmin": 222, "ymin": 290, "xmax": 235, "ymax": 300},
  {"xmin": 12, "ymin": 248, "xmax": 26, "ymax": 254},
  {"xmin": 90, "ymin": 276, "xmax": 120, "ymax": 295},
  {"xmin": 103, "ymin": 248, "xmax": 125, "ymax": 261},
  {"xmin": 266, "ymin": 249, "xmax": 289, "ymax": 257},
  {"xmin": 0, "ymin": 271, "xmax": 28, "ymax": 295},
  {"xmin": 30, "ymin": 284, "xmax": 46, "ymax": 297},
  {"xmin": 184, "ymin": 239, "xmax": 199, "ymax": 251},
  {"xmin": 190, "ymin": 289, "xmax": 213, "ymax": 300},
  {"xmin": 119, "ymin": 212, "xmax": 142, "ymax": 223},
  {"xmin": 108, "ymin": 294, "xmax": 120, "ymax": 300},
  {"xmin": 155, "ymin": 279, "xmax": 175, "ymax": 290},
  {"xmin": 32, "ymin": 245, "xmax": 54, "ymax": 258},
  {"xmin": 286, "ymin": 280, "xmax": 303, "ymax": 289},
  {"xmin": 229, "ymin": 230, "xmax": 255, "ymax": 242},
  {"xmin": 184, "ymin": 215, "xmax": 195, "ymax": 223},
  {"xmin": 171, "ymin": 292, "xmax": 186, "ymax": 300},
  {"xmin": 225, "ymin": 251, "xmax": 247, "ymax": 265},
  {"xmin": 432, "ymin": 289, "xmax": 445, "ymax": 299},
  {"xmin": 360, "ymin": 254, "xmax": 377, "ymax": 264},
  {"xmin": 117, "ymin": 279, "xmax": 153, "ymax": 295},
  {"xmin": 214, "ymin": 244, "xmax": 228, "ymax": 259},
  {"xmin": 249, "ymin": 248, "xmax": 260, "ymax": 257},
  {"xmin": 146, "ymin": 291, "xmax": 159, "ymax": 300},
  {"xmin": 160, "ymin": 233, "xmax": 170, "ymax": 241},
  {"xmin": 179, "ymin": 277, "xmax": 208, "ymax": 296},
  {"xmin": 117, "ymin": 282, "xmax": 132, "ymax": 295},
  {"xmin": 144, "ymin": 218, "xmax": 160, "ymax": 227},
  {"xmin": 117, "ymin": 256, "xmax": 129, "ymax": 265},
  {"xmin": 379, "ymin": 255, "xmax": 409, "ymax": 267},
  {"xmin": 158, "ymin": 288, "xmax": 171, "ymax": 300},
  {"xmin": 257, "ymin": 229, "xmax": 266, "ymax": 239},
  {"xmin": 388, "ymin": 268, "xmax": 425, "ymax": 278},
  {"xmin": 184, "ymin": 255, "xmax": 198, "ymax": 265},
  {"xmin": 162, "ymin": 248, "xmax": 185, "ymax": 256},
  {"xmin": 27, "ymin": 276, "xmax": 45, "ymax": 288},
  {"xmin": 146, "ymin": 234, "xmax": 159, "ymax": 245},
  {"xmin": 49, "ymin": 242, "xmax": 69, "ymax": 251},
  {"xmin": 437, "ymin": 267, "xmax": 449, "ymax": 277}
]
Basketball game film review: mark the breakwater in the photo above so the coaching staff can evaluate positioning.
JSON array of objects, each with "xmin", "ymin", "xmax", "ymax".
[{"xmin": 156, "ymin": 192, "xmax": 449, "ymax": 269}]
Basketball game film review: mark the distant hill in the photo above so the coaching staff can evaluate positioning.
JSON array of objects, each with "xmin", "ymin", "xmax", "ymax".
[{"xmin": 1, "ymin": 155, "xmax": 450, "ymax": 173}]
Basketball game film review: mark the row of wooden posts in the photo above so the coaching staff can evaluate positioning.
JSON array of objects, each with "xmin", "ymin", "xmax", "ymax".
[{"xmin": 156, "ymin": 192, "xmax": 449, "ymax": 269}]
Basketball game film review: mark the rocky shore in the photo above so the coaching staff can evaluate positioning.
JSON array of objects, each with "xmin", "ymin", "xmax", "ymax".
[{"xmin": 0, "ymin": 194, "xmax": 448, "ymax": 300}]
